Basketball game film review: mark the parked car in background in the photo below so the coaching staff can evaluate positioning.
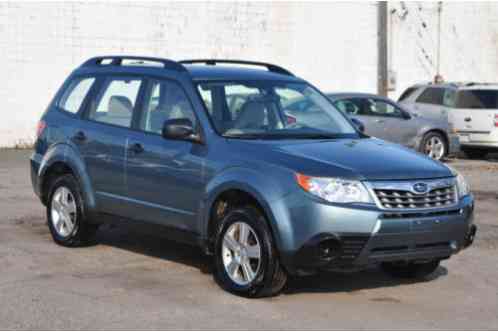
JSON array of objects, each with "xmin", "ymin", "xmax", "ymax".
[
  {"xmin": 326, "ymin": 93, "xmax": 459, "ymax": 161},
  {"xmin": 399, "ymin": 83, "xmax": 498, "ymax": 159}
]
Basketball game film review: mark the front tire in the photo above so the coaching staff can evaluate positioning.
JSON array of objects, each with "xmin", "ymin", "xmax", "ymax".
[
  {"xmin": 46, "ymin": 174, "xmax": 97, "ymax": 247},
  {"xmin": 213, "ymin": 206, "xmax": 287, "ymax": 297},
  {"xmin": 420, "ymin": 132, "xmax": 447, "ymax": 160},
  {"xmin": 381, "ymin": 260, "xmax": 440, "ymax": 279}
]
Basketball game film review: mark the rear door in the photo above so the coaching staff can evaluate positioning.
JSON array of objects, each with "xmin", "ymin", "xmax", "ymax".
[
  {"xmin": 78, "ymin": 75, "xmax": 144, "ymax": 216},
  {"xmin": 367, "ymin": 98, "xmax": 418, "ymax": 146},
  {"xmin": 412, "ymin": 87, "xmax": 449, "ymax": 122},
  {"xmin": 451, "ymin": 89, "xmax": 498, "ymax": 144}
]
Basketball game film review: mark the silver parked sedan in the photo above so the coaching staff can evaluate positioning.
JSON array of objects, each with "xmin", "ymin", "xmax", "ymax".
[{"xmin": 324, "ymin": 93, "xmax": 460, "ymax": 160}]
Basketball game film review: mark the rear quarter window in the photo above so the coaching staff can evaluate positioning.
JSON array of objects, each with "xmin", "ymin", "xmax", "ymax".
[
  {"xmin": 398, "ymin": 86, "xmax": 418, "ymax": 102},
  {"xmin": 58, "ymin": 77, "xmax": 95, "ymax": 114}
]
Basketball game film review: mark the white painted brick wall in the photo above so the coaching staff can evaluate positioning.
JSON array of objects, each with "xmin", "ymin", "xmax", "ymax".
[
  {"xmin": 0, "ymin": 1, "xmax": 378, "ymax": 147},
  {"xmin": 388, "ymin": 2, "xmax": 498, "ymax": 99}
]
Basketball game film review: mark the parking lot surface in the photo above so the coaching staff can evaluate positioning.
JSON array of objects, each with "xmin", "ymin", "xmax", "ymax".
[{"xmin": 1, "ymin": 150, "xmax": 497, "ymax": 330}]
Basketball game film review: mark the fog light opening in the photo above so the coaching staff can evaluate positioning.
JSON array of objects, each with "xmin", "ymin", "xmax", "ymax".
[{"xmin": 317, "ymin": 239, "xmax": 341, "ymax": 261}]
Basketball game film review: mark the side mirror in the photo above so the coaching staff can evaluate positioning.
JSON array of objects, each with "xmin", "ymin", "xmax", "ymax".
[
  {"xmin": 162, "ymin": 118, "xmax": 200, "ymax": 143},
  {"xmin": 351, "ymin": 118, "xmax": 365, "ymax": 133},
  {"xmin": 402, "ymin": 111, "xmax": 412, "ymax": 120}
]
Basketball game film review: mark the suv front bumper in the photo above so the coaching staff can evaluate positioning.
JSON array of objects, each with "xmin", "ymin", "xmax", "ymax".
[{"xmin": 275, "ymin": 191, "xmax": 475, "ymax": 275}]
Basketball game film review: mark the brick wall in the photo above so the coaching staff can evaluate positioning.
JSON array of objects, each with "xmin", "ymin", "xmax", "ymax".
[
  {"xmin": 388, "ymin": 2, "xmax": 498, "ymax": 99},
  {"xmin": 0, "ymin": 1, "xmax": 378, "ymax": 147},
  {"xmin": 2, "ymin": 2, "xmax": 498, "ymax": 146}
]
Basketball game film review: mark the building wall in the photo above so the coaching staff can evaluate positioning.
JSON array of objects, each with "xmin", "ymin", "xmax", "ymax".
[
  {"xmin": 2, "ymin": 2, "xmax": 498, "ymax": 147},
  {"xmin": 388, "ymin": 2, "xmax": 498, "ymax": 99},
  {"xmin": 0, "ymin": 1, "xmax": 378, "ymax": 147}
]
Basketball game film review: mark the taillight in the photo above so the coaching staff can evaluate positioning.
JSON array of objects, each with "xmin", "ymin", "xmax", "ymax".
[
  {"xmin": 36, "ymin": 120, "xmax": 46, "ymax": 138},
  {"xmin": 494, "ymin": 114, "xmax": 498, "ymax": 127}
]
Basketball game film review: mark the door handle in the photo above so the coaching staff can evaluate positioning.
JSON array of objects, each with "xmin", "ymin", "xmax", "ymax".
[
  {"xmin": 464, "ymin": 117, "xmax": 472, "ymax": 122},
  {"xmin": 375, "ymin": 119, "xmax": 385, "ymax": 123},
  {"xmin": 73, "ymin": 131, "xmax": 86, "ymax": 142},
  {"xmin": 129, "ymin": 142, "xmax": 144, "ymax": 154}
]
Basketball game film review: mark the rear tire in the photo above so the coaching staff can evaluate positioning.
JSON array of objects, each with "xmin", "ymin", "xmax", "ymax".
[
  {"xmin": 462, "ymin": 147, "xmax": 488, "ymax": 160},
  {"xmin": 213, "ymin": 206, "xmax": 287, "ymax": 298},
  {"xmin": 381, "ymin": 260, "xmax": 440, "ymax": 279},
  {"xmin": 46, "ymin": 174, "xmax": 98, "ymax": 247},
  {"xmin": 420, "ymin": 132, "xmax": 447, "ymax": 161}
]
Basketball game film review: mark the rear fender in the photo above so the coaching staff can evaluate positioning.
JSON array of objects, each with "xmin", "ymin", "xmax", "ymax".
[{"xmin": 39, "ymin": 143, "xmax": 96, "ymax": 212}]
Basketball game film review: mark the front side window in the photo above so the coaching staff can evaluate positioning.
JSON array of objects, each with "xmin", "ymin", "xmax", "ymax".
[
  {"xmin": 333, "ymin": 99, "xmax": 361, "ymax": 115},
  {"xmin": 196, "ymin": 81, "xmax": 357, "ymax": 139},
  {"xmin": 455, "ymin": 89, "xmax": 498, "ymax": 109},
  {"xmin": 416, "ymin": 87, "xmax": 445, "ymax": 105},
  {"xmin": 140, "ymin": 79, "xmax": 196, "ymax": 134},
  {"xmin": 88, "ymin": 77, "xmax": 142, "ymax": 128},
  {"xmin": 367, "ymin": 99, "xmax": 403, "ymax": 117},
  {"xmin": 58, "ymin": 77, "xmax": 95, "ymax": 114}
]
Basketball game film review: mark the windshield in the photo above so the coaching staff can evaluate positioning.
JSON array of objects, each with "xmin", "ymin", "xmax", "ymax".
[{"xmin": 196, "ymin": 81, "xmax": 358, "ymax": 139}]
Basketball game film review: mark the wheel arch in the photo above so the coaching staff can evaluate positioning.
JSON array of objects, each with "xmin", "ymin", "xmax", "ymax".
[
  {"xmin": 200, "ymin": 168, "xmax": 291, "ymax": 255},
  {"xmin": 420, "ymin": 128, "xmax": 450, "ymax": 157},
  {"xmin": 39, "ymin": 143, "xmax": 96, "ymax": 211}
]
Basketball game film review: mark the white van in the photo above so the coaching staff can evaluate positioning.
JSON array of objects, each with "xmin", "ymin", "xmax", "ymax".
[{"xmin": 399, "ymin": 83, "xmax": 498, "ymax": 159}]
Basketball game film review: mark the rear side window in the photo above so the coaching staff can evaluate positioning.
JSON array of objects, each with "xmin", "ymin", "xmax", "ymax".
[
  {"xmin": 455, "ymin": 90, "xmax": 498, "ymax": 109},
  {"xmin": 416, "ymin": 87, "xmax": 445, "ymax": 105},
  {"xmin": 88, "ymin": 77, "xmax": 143, "ymax": 128},
  {"xmin": 398, "ymin": 86, "xmax": 418, "ymax": 102},
  {"xmin": 58, "ymin": 77, "xmax": 95, "ymax": 114}
]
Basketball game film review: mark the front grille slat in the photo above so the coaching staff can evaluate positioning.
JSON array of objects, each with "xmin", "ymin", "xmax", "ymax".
[{"xmin": 374, "ymin": 185, "xmax": 456, "ymax": 210}]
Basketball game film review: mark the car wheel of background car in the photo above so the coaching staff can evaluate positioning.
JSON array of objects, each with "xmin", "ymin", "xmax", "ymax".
[
  {"xmin": 47, "ymin": 174, "xmax": 98, "ymax": 247},
  {"xmin": 213, "ymin": 206, "xmax": 287, "ymax": 297},
  {"xmin": 420, "ymin": 132, "xmax": 447, "ymax": 160},
  {"xmin": 381, "ymin": 260, "xmax": 440, "ymax": 279},
  {"xmin": 462, "ymin": 147, "xmax": 488, "ymax": 160}
]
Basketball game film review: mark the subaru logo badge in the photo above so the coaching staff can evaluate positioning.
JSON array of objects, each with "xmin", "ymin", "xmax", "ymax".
[{"xmin": 412, "ymin": 183, "xmax": 429, "ymax": 194}]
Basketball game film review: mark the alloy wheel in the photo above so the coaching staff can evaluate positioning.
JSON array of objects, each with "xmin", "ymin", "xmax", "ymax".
[
  {"xmin": 222, "ymin": 221, "xmax": 262, "ymax": 286},
  {"xmin": 424, "ymin": 136, "xmax": 445, "ymax": 160},
  {"xmin": 51, "ymin": 186, "xmax": 77, "ymax": 237}
]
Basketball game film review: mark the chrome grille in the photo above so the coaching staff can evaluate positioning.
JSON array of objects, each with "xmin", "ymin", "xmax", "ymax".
[{"xmin": 374, "ymin": 185, "xmax": 457, "ymax": 209}]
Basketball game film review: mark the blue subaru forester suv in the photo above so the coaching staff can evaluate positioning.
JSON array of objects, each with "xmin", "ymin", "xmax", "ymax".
[{"xmin": 31, "ymin": 56, "xmax": 476, "ymax": 297}]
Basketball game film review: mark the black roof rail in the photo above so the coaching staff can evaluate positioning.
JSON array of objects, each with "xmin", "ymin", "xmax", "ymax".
[
  {"xmin": 179, "ymin": 59, "xmax": 294, "ymax": 76},
  {"xmin": 81, "ymin": 56, "xmax": 187, "ymax": 72}
]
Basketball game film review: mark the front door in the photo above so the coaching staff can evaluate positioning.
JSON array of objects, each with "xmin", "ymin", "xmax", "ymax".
[{"xmin": 124, "ymin": 78, "xmax": 205, "ymax": 232}]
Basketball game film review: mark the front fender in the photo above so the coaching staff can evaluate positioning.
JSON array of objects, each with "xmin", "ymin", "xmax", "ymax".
[
  {"xmin": 199, "ymin": 166, "xmax": 294, "ymax": 253},
  {"xmin": 38, "ymin": 143, "xmax": 96, "ymax": 211}
]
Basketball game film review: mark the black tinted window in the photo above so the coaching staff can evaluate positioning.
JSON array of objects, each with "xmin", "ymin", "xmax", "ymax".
[
  {"xmin": 456, "ymin": 90, "xmax": 498, "ymax": 109},
  {"xmin": 398, "ymin": 87, "xmax": 417, "ymax": 102},
  {"xmin": 416, "ymin": 87, "xmax": 445, "ymax": 105}
]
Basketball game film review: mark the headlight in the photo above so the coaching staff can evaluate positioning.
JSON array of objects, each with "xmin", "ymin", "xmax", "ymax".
[
  {"xmin": 296, "ymin": 174, "xmax": 373, "ymax": 204},
  {"xmin": 447, "ymin": 165, "xmax": 470, "ymax": 198},
  {"xmin": 456, "ymin": 172, "xmax": 470, "ymax": 198}
]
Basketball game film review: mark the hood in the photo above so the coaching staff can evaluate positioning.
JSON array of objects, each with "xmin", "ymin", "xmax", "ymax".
[{"xmin": 228, "ymin": 138, "xmax": 452, "ymax": 181}]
